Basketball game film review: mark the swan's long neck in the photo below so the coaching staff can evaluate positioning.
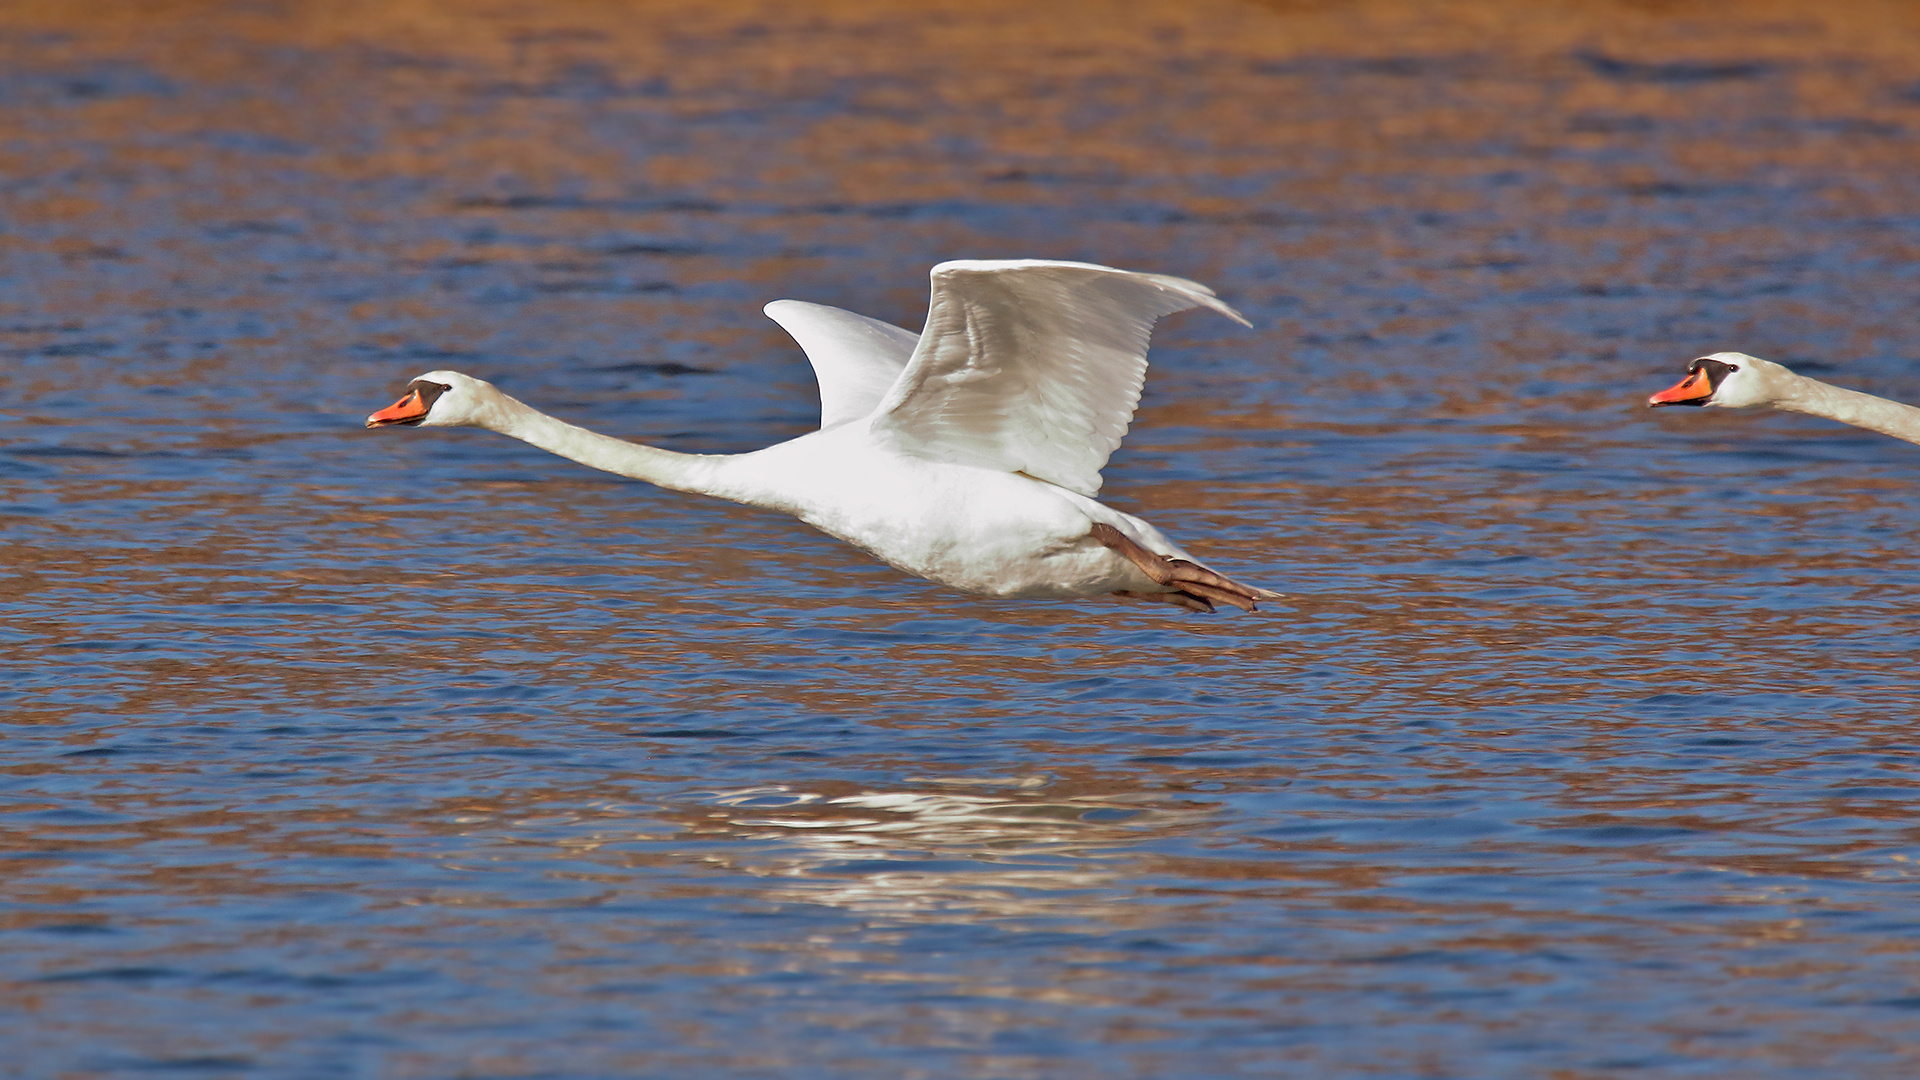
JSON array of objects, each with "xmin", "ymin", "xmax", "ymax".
[
  {"xmin": 484, "ymin": 391, "xmax": 758, "ymax": 501},
  {"xmin": 1773, "ymin": 375, "xmax": 1920, "ymax": 447}
]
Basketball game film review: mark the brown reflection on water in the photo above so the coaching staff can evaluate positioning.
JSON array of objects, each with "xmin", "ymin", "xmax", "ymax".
[
  {"xmin": 7, "ymin": 0, "xmax": 1920, "ymax": 251},
  {"xmin": 9, "ymin": 449, "xmax": 1918, "ymax": 722}
]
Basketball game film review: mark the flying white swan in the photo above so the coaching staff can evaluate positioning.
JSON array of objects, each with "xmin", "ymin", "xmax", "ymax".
[
  {"xmin": 366, "ymin": 259, "xmax": 1278, "ymax": 612},
  {"xmin": 1648, "ymin": 351, "xmax": 1920, "ymax": 447}
]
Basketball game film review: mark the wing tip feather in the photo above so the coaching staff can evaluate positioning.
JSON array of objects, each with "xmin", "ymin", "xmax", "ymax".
[
  {"xmin": 930, "ymin": 259, "xmax": 1252, "ymax": 328},
  {"xmin": 1138, "ymin": 272, "xmax": 1254, "ymax": 328}
]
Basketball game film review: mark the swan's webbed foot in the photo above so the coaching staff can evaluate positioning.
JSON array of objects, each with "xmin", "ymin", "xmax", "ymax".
[{"xmin": 1091, "ymin": 523, "xmax": 1281, "ymax": 614}]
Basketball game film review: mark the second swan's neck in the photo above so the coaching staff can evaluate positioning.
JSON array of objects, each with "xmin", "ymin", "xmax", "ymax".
[{"xmin": 1774, "ymin": 374, "xmax": 1920, "ymax": 447}]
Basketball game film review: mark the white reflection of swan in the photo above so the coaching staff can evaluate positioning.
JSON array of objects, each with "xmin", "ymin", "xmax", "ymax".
[{"xmin": 690, "ymin": 781, "xmax": 1222, "ymax": 920}]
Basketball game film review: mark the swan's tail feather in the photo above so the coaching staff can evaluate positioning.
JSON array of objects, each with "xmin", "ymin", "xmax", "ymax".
[{"xmin": 1090, "ymin": 523, "xmax": 1281, "ymax": 614}]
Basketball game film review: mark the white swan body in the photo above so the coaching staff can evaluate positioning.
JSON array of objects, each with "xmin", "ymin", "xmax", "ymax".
[
  {"xmin": 1649, "ymin": 351, "xmax": 1920, "ymax": 447},
  {"xmin": 367, "ymin": 259, "xmax": 1277, "ymax": 612}
]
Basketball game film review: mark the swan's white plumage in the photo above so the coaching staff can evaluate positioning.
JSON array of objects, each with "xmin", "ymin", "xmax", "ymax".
[
  {"xmin": 367, "ymin": 259, "xmax": 1274, "ymax": 611},
  {"xmin": 872, "ymin": 260, "xmax": 1250, "ymax": 497},
  {"xmin": 763, "ymin": 299, "xmax": 917, "ymax": 428}
]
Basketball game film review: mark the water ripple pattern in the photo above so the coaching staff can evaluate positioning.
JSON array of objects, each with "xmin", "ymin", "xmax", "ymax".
[{"xmin": 4, "ymin": 2, "xmax": 1920, "ymax": 1077}]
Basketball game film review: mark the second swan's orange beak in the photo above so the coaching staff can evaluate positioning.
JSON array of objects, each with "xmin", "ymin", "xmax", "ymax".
[
  {"xmin": 1648, "ymin": 369, "xmax": 1715, "ymax": 407},
  {"xmin": 367, "ymin": 388, "xmax": 430, "ymax": 428}
]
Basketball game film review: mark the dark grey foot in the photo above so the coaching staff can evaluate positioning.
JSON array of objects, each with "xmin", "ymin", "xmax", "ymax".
[{"xmin": 1090, "ymin": 523, "xmax": 1280, "ymax": 614}]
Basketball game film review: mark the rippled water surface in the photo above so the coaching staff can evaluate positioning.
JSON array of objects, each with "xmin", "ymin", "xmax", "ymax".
[{"xmin": 7, "ymin": 1, "xmax": 1920, "ymax": 1076}]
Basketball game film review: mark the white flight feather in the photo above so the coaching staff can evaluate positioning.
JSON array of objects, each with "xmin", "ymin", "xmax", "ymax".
[
  {"xmin": 866, "ymin": 259, "xmax": 1249, "ymax": 497},
  {"xmin": 764, "ymin": 299, "xmax": 919, "ymax": 429}
]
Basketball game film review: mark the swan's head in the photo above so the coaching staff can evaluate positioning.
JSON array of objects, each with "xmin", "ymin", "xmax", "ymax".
[
  {"xmin": 1647, "ymin": 351, "xmax": 1791, "ymax": 410},
  {"xmin": 365, "ymin": 370, "xmax": 495, "ymax": 429}
]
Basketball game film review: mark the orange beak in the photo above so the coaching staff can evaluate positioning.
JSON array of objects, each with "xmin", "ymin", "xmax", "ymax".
[
  {"xmin": 366, "ymin": 388, "xmax": 430, "ymax": 428},
  {"xmin": 1648, "ymin": 369, "xmax": 1714, "ymax": 407}
]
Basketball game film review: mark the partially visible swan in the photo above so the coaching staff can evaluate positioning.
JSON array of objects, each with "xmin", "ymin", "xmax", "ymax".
[
  {"xmin": 366, "ymin": 259, "xmax": 1278, "ymax": 612},
  {"xmin": 1649, "ymin": 351, "xmax": 1920, "ymax": 447}
]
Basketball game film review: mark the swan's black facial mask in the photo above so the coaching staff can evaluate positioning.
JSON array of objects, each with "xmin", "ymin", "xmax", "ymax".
[{"xmin": 406, "ymin": 380, "xmax": 451, "ymax": 419}]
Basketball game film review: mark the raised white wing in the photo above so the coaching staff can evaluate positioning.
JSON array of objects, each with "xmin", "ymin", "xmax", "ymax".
[
  {"xmin": 868, "ymin": 259, "xmax": 1248, "ymax": 497},
  {"xmin": 764, "ymin": 300, "xmax": 920, "ymax": 429}
]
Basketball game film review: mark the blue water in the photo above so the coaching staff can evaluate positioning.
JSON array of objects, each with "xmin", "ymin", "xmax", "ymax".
[{"xmin": 5, "ymin": 3, "xmax": 1920, "ymax": 1076}]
